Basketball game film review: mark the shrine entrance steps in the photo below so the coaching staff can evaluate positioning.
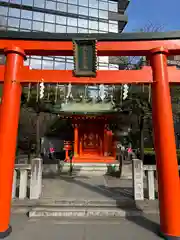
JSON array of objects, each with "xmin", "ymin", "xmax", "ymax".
[
  {"xmin": 30, "ymin": 176, "xmax": 135, "ymax": 218},
  {"xmin": 15, "ymin": 175, "xmax": 158, "ymax": 218},
  {"xmin": 11, "ymin": 168, "xmax": 159, "ymax": 218},
  {"xmin": 43, "ymin": 162, "xmax": 120, "ymax": 177},
  {"xmin": 72, "ymin": 156, "xmax": 116, "ymax": 164},
  {"xmin": 11, "ymin": 160, "xmax": 159, "ymax": 218},
  {"xmin": 43, "ymin": 161, "xmax": 132, "ymax": 179}
]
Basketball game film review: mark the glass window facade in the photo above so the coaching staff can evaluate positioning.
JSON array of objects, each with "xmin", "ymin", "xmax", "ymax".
[{"xmin": 0, "ymin": 0, "xmax": 128, "ymax": 71}]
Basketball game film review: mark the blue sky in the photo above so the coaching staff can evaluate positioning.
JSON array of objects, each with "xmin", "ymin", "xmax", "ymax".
[{"xmin": 125, "ymin": 0, "xmax": 180, "ymax": 32}]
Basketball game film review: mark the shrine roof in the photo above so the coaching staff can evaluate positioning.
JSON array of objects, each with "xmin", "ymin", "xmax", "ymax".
[
  {"xmin": 52, "ymin": 102, "xmax": 118, "ymax": 117},
  {"xmin": 57, "ymin": 112, "xmax": 117, "ymax": 120}
]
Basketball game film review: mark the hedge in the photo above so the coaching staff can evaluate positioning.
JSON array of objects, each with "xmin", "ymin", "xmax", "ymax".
[{"xmin": 142, "ymin": 148, "xmax": 180, "ymax": 165}]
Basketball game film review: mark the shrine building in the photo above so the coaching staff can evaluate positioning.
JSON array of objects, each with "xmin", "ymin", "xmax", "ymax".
[{"xmin": 51, "ymin": 94, "xmax": 119, "ymax": 164}]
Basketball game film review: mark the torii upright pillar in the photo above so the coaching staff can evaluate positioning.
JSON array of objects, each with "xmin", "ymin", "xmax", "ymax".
[
  {"xmin": 151, "ymin": 47, "xmax": 180, "ymax": 239},
  {"xmin": 0, "ymin": 47, "xmax": 25, "ymax": 238}
]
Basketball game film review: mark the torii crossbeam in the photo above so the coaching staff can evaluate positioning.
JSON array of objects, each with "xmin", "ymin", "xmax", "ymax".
[
  {"xmin": 0, "ymin": 65, "xmax": 180, "ymax": 84},
  {"xmin": 0, "ymin": 31, "xmax": 180, "ymax": 239}
]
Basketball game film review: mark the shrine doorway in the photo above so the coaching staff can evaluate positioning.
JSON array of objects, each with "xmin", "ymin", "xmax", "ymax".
[{"xmin": 80, "ymin": 123, "xmax": 102, "ymax": 156}]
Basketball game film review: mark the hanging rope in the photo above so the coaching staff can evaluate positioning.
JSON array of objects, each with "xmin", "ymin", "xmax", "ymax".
[
  {"xmin": 36, "ymin": 83, "xmax": 39, "ymax": 102},
  {"xmin": 39, "ymin": 82, "xmax": 45, "ymax": 99},
  {"xmin": 47, "ymin": 84, "xmax": 51, "ymax": 101},
  {"xmin": 111, "ymin": 85, "xmax": 115, "ymax": 105},
  {"xmin": 99, "ymin": 84, "xmax": 105, "ymax": 101},
  {"xmin": 54, "ymin": 83, "xmax": 58, "ymax": 103},
  {"xmin": 84, "ymin": 85, "xmax": 88, "ymax": 99},
  {"xmin": 27, "ymin": 83, "xmax": 31, "ymax": 102},
  {"xmin": 66, "ymin": 83, "xmax": 73, "ymax": 100}
]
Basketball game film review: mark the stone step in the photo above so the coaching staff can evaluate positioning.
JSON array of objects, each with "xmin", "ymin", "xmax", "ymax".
[
  {"xmin": 60, "ymin": 163, "xmax": 120, "ymax": 174},
  {"xmin": 12, "ymin": 198, "xmax": 135, "ymax": 208},
  {"xmin": 12, "ymin": 198, "xmax": 159, "ymax": 216},
  {"xmin": 43, "ymin": 162, "xmax": 133, "ymax": 178},
  {"xmin": 43, "ymin": 163, "xmax": 119, "ymax": 176},
  {"xmin": 28, "ymin": 206, "xmax": 158, "ymax": 218}
]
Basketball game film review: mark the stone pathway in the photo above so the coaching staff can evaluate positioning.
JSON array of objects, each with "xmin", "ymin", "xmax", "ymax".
[
  {"xmin": 6, "ymin": 213, "xmax": 161, "ymax": 240},
  {"xmin": 12, "ymin": 174, "xmax": 159, "ymax": 218},
  {"xmin": 41, "ymin": 175, "xmax": 133, "ymax": 200}
]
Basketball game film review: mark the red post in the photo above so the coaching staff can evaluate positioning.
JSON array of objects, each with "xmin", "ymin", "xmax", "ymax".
[
  {"xmin": 65, "ymin": 149, "xmax": 69, "ymax": 161},
  {"xmin": 112, "ymin": 135, "xmax": 116, "ymax": 159},
  {"xmin": 74, "ymin": 124, "xmax": 78, "ymax": 156},
  {"xmin": 99, "ymin": 137, "xmax": 103, "ymax": 156},
  {"xmin": 104, "ymin": 128, "xmax": 108, "ymax": 156},
  {"xmin": 107, "ymin": 130, "xmax": 113, "ymax": 155},
  {"xmin": 64, "ymin": 141, "xmax": 72, "ymax": 161},
  {"xmin": 0, "ymin": 47, "xmax": 25, "ymax": 238},
  {"xmin": 150, "ymin": 47, "xmax": 180, "ymax": 239},
  {"xmin": 79, "ymin": 139, "xmax": 83, "ymax": 156}
]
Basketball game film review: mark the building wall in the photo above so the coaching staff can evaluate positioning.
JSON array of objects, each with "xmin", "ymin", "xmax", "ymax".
[
  {"xmin": 0, "ymin": 0, "xmax": 128, "ymax": 71},
  {"xmin": 168, "ymin": 55, "xmax": 180, "ymax": 67}
]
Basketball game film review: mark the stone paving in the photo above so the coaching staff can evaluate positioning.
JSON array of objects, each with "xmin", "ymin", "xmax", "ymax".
[
  {"xmin": 12, "ymin": 174, "xmax": 159, "ymax": 216},
  {"xmin": 6, "ymin": 213, "xmax": 161, "ymax": 240},
  {"xmin": 8, "ymin": 174, "xmax": 162, "ymax": 239},
  {"xmin": 41, "ymin": 174, "xmax": 134, "ymax": 200}
]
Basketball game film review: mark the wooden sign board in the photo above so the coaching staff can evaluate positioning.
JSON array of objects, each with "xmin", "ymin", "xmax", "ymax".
[{"xmin": 73, "ymin": 39, "xmax": 97, "ymax": 77}]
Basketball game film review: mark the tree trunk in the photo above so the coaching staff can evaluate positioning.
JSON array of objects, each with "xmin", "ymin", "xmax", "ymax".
[
  {"xmin": 36, "ymin": 112, "xmax": 41, "ymax": 157},
  {"xmin": 139, "ymin": 115, "xmax": 145, "ymax": 161},
  {"xmin": 147, "ymin": 118, "xmax": 154, "ymax": 148}
]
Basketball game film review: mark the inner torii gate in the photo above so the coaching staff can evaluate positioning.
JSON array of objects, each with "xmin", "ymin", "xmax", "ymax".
[{"xmin": 0, "ymin": 31, "xmax": 180, "ymax": 239}]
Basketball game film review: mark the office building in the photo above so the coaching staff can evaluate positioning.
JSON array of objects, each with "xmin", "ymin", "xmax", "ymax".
[{"xmin": 0, "ymin": 0, "xmax": 129, "ymax": 70}]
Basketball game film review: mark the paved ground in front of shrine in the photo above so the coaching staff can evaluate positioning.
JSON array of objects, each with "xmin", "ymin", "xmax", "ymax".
[
  {"xmin": 12, "ymin": 174, "xmax": 159, "ymax": 215},
  {"xmin": 41, "ymin": 173, "xmax": 153, "ymax": 200},
  {"xmin": 7, "ymin": 213, "xmax": 161, "ymax": 240},
  {"xmin": 10, "ymin": 174, "xmax": 161, "ymax": 239},
  {"xmin": 41, "ymin": 174, "xmax": 134, "ymax": 199}
]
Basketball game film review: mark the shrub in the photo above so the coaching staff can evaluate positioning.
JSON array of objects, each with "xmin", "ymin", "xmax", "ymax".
[{"xmin": 143, "ymin": 148, "xmax": 180, "ymax": 165}]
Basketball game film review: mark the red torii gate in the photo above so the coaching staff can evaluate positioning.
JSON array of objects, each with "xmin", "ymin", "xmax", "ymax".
[{"xmin": 0, "ymin": 31, "xmax": 180, "ymax": 239}]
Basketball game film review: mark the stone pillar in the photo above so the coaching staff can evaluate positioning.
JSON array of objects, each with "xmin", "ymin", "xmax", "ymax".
[
  {"xmin": 132, "ymin": 159, "xmax": 144, "ymax": 200},
  {"xmin": 30, "ymin": 157, "xmax": 43, "ymax": 199}
]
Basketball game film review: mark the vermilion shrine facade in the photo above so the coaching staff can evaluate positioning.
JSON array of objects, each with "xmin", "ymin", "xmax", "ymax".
[
  {"xmin": 1, "ymin": 31, "xmax": 180, "ymax": 239},
  {"xmin": 62, "ymin": 114, "xmax": 116, "ymax": 163},
  {"xmin": 72, "ymin": 118, "xmax": 115, "ymax": 163}
]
